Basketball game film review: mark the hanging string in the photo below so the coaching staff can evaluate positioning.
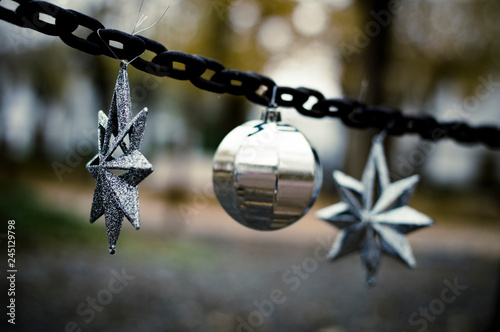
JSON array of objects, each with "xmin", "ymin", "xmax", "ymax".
[
  {"xmin": 97, "ymin": 0, "xmax": 169, "ymax": 65},
  {"xmin": 96, "ymin": 29, "xmax": 121, "ymax": 62},
  {"xmin": 132, "ymin": 4, "xmax": 169, "ymax": 36},
  {"xmin": 131, "ymin": 0, "xmax": 147, "ymax": 36},
  {"xmin": 269, "ymin": 85, "xmax": 278, "ymax": 108}
]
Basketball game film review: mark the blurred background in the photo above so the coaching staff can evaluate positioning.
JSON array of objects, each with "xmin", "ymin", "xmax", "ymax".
[{"xmin": 1, "ymin": 0, "xmax": 500, "ymax": 331}]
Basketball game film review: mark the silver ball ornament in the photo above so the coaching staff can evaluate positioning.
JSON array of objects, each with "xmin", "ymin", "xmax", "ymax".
[{"xmin": 212, "ymin": 108, "xmax": 323, "ymax": 230}]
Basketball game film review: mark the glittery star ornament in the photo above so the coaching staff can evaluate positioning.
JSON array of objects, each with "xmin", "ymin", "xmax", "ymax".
[
  {"xmin": 87, "ymin": 61, "xmax": 153, "ymax": 254},
  {"xmin": 316, "ymin": 134, "xmax": 433, "ymax": 285}
]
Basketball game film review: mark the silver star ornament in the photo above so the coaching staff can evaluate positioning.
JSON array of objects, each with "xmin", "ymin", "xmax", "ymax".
[
  {"xmin": 316, "ymin": 134, "xmax": 433, "ymax": 285},
  {"xmin": 87, "ymin": 61, "xmax": 153, "ymax": 254}
]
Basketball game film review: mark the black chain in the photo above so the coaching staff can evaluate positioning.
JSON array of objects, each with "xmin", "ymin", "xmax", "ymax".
[{"xmin": 1, "ymin": 0, "xmax": 500, "ymax": 148}]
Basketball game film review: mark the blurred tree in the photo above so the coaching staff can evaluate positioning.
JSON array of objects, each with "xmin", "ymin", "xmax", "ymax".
[{"xmin": 339, "ymin": 0, "xmax": 394, "ymax": 177}]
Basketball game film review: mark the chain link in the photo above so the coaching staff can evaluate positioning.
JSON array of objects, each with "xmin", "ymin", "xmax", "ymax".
[
  {"xmin": 1, "ymin": 0, "xmax": 499, "ymax": 148},
  {"xmin": 59, "ymin": 9, "xmax": 105, "ymax": 55}
]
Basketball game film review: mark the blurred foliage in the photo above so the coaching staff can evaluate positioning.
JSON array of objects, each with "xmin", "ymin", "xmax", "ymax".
[
  {"xmin": 0, "ymin": 179, "xmax": 220, "ymax": 267},
  {"xmin": 2, "ymin": 0, "xmax": 500, "ymax": 105},
  {"xmin": 0, "ymin": 0, "xmax": 500, "ymax": 183},
  {"xmin": 0, "ymin": 182, "xmax": 98, "ymax": 250}
]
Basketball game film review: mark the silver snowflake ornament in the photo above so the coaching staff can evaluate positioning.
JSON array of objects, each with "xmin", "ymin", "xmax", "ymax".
[
  {"xmin": 87, "ymin": 61, "xmax": 153, "ymax": 254},
  {"xmin": 316, "ymin": 134, "xmax": 433, "ymax": 285}
]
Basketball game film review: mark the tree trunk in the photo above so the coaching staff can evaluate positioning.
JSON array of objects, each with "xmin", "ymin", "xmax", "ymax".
[{"xmin": 341, "ymin": 0, "xmax": 393, "ymax": 177}]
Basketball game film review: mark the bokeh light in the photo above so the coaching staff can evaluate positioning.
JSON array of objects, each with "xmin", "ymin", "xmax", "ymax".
[
  {"xmin": 258, "ymin": 16, "xmax": 293, "ymax": 53},
  {"xmin": 292, "ymin": 1, "xmax": 329, "ymax": 37},
  {"xmin": 229, "ymin": 0, "xmax": 261, "ymax": 34}
]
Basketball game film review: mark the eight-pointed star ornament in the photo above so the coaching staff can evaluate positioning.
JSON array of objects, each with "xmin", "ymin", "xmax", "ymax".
[
  {"xmin": 87, "ymin": 61, "xmax": 153, "ymax": 254},
  {"xmin": 316, "ymin": 133, "xmax": 433, "ymax": 285}
]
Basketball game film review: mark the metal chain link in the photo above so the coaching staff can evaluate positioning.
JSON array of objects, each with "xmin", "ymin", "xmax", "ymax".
[{"xmin": 1, "ymin": 0, "xmax": 499, "ymax": 148}]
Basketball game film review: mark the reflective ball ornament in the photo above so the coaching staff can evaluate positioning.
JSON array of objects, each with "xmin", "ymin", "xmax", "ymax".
[{"xmin": 212, "ymin": 108, "xmax": 322, "ymax": 231}]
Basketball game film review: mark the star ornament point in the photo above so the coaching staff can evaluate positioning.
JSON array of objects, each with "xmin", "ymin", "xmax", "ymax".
[
  {"xmin": 316, "ymin": 135, "xmax": 434, "ymax": 284},
  {"xmin": 87, "ymin": 62, "xmax": 153, "ymax": 254}
]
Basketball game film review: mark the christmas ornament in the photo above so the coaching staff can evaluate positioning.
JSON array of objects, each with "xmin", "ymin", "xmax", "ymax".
[
  {"xmin": 316, "ymin": 133, "xmax": 433, "ymax": 285},
  {"xmin": 213, "ymin": 106, "xmax": 322, "ymax": 231},
  {"xmin": 87, "ymin": 61, "xmax": 153, "ymax": 254}
]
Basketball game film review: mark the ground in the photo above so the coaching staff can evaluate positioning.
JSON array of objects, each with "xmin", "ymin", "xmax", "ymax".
[{"xmin": 0, "ymin": 165, "xmax": 499, "ymax": 332}]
